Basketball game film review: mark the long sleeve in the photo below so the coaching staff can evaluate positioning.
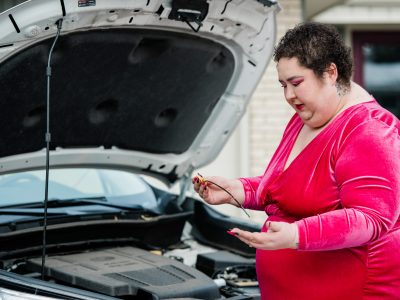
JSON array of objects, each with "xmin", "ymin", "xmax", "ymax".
[
  {"xmin": 297, "ymin": 119, "xmax": 400, "ymax": 250},
  {"xmin": 239, "ymin": 176, "xmax": 266, "ymax": 210}
]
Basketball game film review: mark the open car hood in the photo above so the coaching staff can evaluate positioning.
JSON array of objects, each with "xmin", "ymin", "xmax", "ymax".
[{"xmin": 0, "ymin": 0, "xmax": 279, "ymax": 184}]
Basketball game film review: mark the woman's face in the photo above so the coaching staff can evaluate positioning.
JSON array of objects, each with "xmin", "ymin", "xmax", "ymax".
[{"xmin": 277, "ymin": 57, "xmax": 339, "ymax": 129}]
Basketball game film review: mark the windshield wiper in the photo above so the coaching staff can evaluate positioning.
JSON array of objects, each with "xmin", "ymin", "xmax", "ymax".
[
  {"xmin": 0, "ymin": 208, "xmax": 65, "ymax": 216},
  {"xmin": 9, "ymin": 197, "xmax": 149, "ymax": 212}
]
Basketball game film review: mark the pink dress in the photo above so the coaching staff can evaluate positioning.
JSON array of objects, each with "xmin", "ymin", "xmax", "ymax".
[{"xmin": 240, "ymin": 100, "xmax": 400, "ymax": 299}]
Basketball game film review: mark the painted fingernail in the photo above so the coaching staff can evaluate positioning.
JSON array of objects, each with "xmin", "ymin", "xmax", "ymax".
[{"xmin": 227, "ymin": 230, "xmax": 238, "ymax": 236}]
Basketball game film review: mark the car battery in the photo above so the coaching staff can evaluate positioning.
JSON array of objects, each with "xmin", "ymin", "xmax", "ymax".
[{"xmin": 196, "ymin": 250, "xmax": 255, "ymax": 278}]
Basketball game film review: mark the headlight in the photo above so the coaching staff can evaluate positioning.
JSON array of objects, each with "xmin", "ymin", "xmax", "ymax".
[{"xmin": 0, "ymin": 288, "xmax": 59, "ymax": 300}]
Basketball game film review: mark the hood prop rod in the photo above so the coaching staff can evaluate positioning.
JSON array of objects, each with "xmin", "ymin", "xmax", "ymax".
[{"xmin": 41, "ymin": 18, "xmax": 63, "ymax": 281}]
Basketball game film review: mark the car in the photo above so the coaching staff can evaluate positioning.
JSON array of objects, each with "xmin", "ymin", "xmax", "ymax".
[{"xmin": 0, "ymin": 0, "xmax": 280, "ymax": 299}]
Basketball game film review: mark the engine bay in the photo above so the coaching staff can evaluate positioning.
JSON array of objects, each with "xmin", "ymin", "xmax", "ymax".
[{"xmin": 0, "ymin": 200, "xmax": 261, "ymax": 299}]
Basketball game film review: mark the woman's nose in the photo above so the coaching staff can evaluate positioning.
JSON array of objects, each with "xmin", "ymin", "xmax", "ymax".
[{"xmin": 284, "ymin": 86, "xmax": 296, "ymax": 100}]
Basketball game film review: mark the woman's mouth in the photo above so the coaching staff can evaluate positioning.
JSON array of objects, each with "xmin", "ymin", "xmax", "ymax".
[{"xmin": 295, "ymin": 103, "xmax": 305, "ymax": 111}]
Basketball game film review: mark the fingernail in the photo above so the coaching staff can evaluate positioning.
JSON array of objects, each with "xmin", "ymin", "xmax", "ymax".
[{"xmin": 227, "ymin": 230, "xmax": 238, "ymax": 236}]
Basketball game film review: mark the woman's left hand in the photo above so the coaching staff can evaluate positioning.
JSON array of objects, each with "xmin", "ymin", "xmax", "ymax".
[{"xmin": 229, "ymin": 221, "xmax": 299, "ymax": 250}]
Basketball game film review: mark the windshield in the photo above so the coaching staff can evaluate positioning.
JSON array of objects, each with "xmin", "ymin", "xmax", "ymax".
[{"xmin": 0, "ymin": 168, "xmax": 149, "ymax": 207}]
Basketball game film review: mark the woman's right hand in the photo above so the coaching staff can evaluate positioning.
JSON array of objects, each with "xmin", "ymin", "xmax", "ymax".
[{"xmin": 192, "ymin": 175, "xmax": 245, "ymax": 207}]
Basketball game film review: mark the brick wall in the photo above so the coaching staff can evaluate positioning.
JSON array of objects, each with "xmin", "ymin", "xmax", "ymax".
[{"xmin": 249, "ymin": 0, "xmax": 303, "ymax": 176}]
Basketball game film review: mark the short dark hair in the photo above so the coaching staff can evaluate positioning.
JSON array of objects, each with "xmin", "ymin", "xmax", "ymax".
[{"xmin": 273, "ymin": 22, "xmax": 353, "ymax": 90}]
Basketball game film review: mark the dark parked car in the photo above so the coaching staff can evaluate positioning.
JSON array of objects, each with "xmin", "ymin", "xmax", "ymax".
[{"xmin": 0, "ymin": 0, "xmax": 280, "ymax": 299}]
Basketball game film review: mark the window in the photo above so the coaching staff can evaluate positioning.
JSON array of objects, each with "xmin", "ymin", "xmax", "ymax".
[{"xmin": 353, "ymin": 31, "xmax": 400, "ymax": 118}]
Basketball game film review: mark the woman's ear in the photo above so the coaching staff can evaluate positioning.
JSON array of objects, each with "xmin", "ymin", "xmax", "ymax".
[{"xmin": 326, "ymin": 62, "xmax": 339, "ymax": 84}]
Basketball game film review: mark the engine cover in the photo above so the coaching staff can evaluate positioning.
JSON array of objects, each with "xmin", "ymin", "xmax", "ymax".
[{"xmin": 27, "ymin": 246, "xmax": 220, "ymax": 299}]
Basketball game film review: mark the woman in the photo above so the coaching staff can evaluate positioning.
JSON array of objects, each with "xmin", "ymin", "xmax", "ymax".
[{"xmin": 193, "ymin": 22, "xmax": 400, "ymax": 299}]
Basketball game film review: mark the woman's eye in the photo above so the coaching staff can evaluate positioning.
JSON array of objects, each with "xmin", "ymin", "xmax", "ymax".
[{"xmin": 291, "ymin": 80, "xmax": 303, "ymax": 87}]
